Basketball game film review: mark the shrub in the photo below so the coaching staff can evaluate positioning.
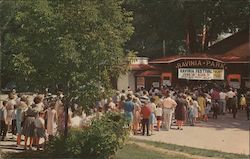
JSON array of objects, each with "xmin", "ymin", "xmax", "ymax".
[{"xmin": 46, "ymin": 112, "xmax": 129, "ymax": 159}]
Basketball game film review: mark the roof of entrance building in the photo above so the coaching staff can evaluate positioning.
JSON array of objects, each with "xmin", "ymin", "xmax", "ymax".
[
  {"xmin": 149, "ymin": 54, "xmax": 222, "ymax": 64},
  {"xmin": 149, "ymin": 29, "xmax": 249, "ymax": 64},
  {"xmin": 129, "ymin": 64, "xmax": 158, "ymax": 70},
  {"xmin": 149, "ymin": 53, "xmax": 249, "ymax": 64},
  {"xmin": 206, "ymin": 29, "xmax": 249, "ymax": 56}
]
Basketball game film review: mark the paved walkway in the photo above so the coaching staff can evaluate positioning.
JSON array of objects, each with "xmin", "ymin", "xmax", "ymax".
[{"xmin": 133, "ymin": 110, "xmax": 250, "ymax": 155}]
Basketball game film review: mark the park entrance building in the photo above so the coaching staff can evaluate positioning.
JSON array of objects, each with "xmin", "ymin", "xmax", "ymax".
[{"xmin": 117, "ymin": 29, "xmax": 249, "ymax": 92}]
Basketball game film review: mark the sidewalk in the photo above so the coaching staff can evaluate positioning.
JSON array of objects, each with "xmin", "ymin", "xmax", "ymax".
[
  {"xmin": 133, "ymin": 110, "xmax": 250, "ymax": 155},
  {"xmin": 0, "ymin": 108, "xmax": 249, "ymax": 155}
]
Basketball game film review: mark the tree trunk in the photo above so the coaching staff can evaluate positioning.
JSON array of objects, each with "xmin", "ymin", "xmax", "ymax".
[
  {"xmin": 186, "ymin": 14, "xmax": 197, "ymax": 54},
  {"xmin": 63, "ymin": 81, "xmax": 70, "ymax": 138},
  {"xmin": 64, "ymin": 100, "xmax": 69, "ymax": 137}
]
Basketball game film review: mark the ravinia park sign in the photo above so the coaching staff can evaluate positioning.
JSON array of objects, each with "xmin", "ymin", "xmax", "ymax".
[{"xmin": 176, "ymin": 59, "xmax": 225, "ymax": 69}]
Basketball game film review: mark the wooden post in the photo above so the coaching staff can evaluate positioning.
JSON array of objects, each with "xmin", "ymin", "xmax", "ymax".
[{"xmin": 163, "ymin": 40, "xmax": 166, "ymax": 57}]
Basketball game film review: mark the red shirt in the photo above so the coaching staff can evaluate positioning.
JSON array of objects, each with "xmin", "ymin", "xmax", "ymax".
[
  {"xmin": 141, "ymin": 105, "xmax": 151, "ymax": 119},
  {"xmin": 211, "ymin": 90, "xmax": 220, "ymax": 100}
]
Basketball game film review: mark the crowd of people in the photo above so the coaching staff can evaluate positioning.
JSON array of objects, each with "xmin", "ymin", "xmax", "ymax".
[
  {"xmin": 0, "ymin": 85, "xmax": 250, "ymax": 151},
  {"xmin": 114, "ymin": 86, "xmax": 250, "ymax": 136},
  {"xmin": 0, "ymin": 91, "xmax": 92, "ymax": 150}
]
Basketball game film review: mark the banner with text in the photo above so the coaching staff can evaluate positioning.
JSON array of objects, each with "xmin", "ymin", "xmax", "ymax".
[{"xmin": 178, "ymin": 68, "xmax": 224, "ymax": 80}]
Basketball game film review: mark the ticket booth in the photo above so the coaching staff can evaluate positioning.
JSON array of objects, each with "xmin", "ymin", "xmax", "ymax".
[
  {"xmin": 227, "ymin": 74, "xmax": 241, "ymax": 89},
  {"xmin": 161, "ymin": 72, "xmax": 172, "ymax": 87}
]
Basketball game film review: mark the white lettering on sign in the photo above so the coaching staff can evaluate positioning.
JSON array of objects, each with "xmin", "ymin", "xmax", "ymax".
[
  {"xmin": 176, "ymin": 60, "xmax": 225, "ymax": 69},
  {"xmin": 178, "ymin": 68, "xmax": 224, "ymax": 80}
]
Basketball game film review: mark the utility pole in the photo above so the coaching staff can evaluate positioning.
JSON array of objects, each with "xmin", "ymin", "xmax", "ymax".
[{"xmin": 163, "ymin": 40, "xmax": 166, "ymax": 57}]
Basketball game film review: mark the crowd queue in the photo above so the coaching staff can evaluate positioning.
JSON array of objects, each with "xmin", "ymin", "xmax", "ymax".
[{"xmin": 0, "ymin": 85, "xmax": 250, "ymax": 151}]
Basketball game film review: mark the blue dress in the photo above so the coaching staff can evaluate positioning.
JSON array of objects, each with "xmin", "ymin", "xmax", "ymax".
[
  {"xmin": 123, "ymin": 100, "xmax": 134, "ymax": 123},
  {"xmin": 16, "ymin": 108, "xmax": 23, "ymax": 134}
]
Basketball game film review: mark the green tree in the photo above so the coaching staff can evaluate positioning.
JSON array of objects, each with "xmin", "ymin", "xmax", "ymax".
[
  {"xmin": 1, "ymin": 0, "xmax": 134, "ymax": 135},
  {"xmin": 1, "ymin": 0, "xmax": 133, "ymax": 96},
  {"xmin": 124, "ymin": 0, "xmax": 249, "ymax": 57}
]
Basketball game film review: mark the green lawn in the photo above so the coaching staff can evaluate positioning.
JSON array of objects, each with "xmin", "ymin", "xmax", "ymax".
[
  {"xmin": 2, "ymin": 144, "xmax": 189, "ymax": 159},
  {"xmin": 131, "ymin": 139, "xmax": 249, "ymax": 159},
  {"xmin": 2, "ymin": 140, "xmax": 249, "ymax": 159},
  {"xmin": 114, "ymin": 143, "xmax": 188, "ymax": 159}
]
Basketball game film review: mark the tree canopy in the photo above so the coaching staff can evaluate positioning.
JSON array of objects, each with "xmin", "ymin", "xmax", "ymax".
[
  {"xmin": 1, "ymin": 0, "xmax": 249, "ymax": 100},
  {"xmin": 1, "ymin": 0, "xmax": 134, "ymax": 108},
  {"xmin": 124, "ymin": 0, "xmax": 249, "ymax": 58}
]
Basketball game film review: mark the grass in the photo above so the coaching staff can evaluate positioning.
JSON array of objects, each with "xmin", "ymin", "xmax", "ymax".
[
  {"xmin": 131, "ymin": 138, "xmax": 249, "ymax": 159},
  {"xmin": 114, "ymin": 143, "xmax": 188, "ymax": 159},
  {"xmin": 2, "ymin": 140, "xmax": 249, "ymax": 159},
  {"xmin": 1, "ymin": 144, "xmax": 189, "ymax": 159}
]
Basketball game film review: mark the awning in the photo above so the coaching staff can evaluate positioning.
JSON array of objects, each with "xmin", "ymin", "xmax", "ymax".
[
  {"xmin": 129, "ymin": 64, "xmax": 158, "ymax": 71},
  {"xmin": 136, "ymin": 70, "xmax": 161, "ymax": 77}
]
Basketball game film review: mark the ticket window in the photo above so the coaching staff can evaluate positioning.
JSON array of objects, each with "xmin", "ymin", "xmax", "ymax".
[
  {"xmin": 227, "ymin": 74, "xmax": 241, "ymax": 89},
  {"xmin": 162, "ymin": 73, "xmax": 172, "ymax": 87}
]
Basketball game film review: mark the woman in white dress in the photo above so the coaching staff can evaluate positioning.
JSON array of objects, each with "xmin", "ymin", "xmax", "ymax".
[
  {"xmin": 6, "ymin": 93, "xmax": 16, "ymax": 137},
  {"xmin": 46, "ymin": 102, "xmax": 57, "ymax": 140},
  {"xmin": 192, "ymin": 97, "xmax": 200, "ymax": 123}
]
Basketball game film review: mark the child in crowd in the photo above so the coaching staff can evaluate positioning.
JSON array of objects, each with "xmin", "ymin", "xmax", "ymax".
[
  {"xmin": 155, "ymin": 104, "xmax": 163, "ymax": 131},
  {"xmin": 204, "ymin": 101, "xmax": 211, "ymax": 122},
  {"xmin": 239, "ymin": 94, "xmax": 246, "ymax": 110},
  {"xmin": 34, "ymin": 111, "xmax": 46, "ymax": 150}
]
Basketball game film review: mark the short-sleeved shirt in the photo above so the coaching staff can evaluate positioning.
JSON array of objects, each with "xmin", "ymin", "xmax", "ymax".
[
  {"xmin": 211, "ymin": 90, "xmax": 220, "ymax": 100},
  {"xmin": 141, "ymin": 105, "xmax": 151, "ymax": 119},
  {"xmin": 155, "ymin": 107, "xmax": 163, "ymax": 116},
  {"xmin": 71, "ymin": 116, "xmax": 84, "ymax": 128},
  {"xmin": 123, "ymin": 100, "xmax": 134, "ymax": 112},
  {"xmin": 148, "ymin": 102, "xmax": 156, "ymax": 113},
  {"xmin": 219, "ymin": 92, "xmax": 227, "ymax": 100},
  {"xmin": 162, "ymin": 97, "xmax": 177, "ymax": 109},
  {"xmin": 227, "ymin": 91, "xmax": 235, "ymax": 99},
  {"xmin": 140, "ymin": 95, "xmax": 150, "ymax": 104}
]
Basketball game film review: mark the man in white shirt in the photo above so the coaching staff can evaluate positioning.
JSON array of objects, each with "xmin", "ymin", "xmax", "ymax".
[
  {"xmin": 227, "ymin": 88, "xmax": 235, "ymax": 112},
  {"xmin": 161, "ymin": 93, "xmax": 177, "ymax": 131},
  {"xmin": 219, "ymin": 90, "xmax": 227, "ymax": 114},
  {"xmin": 227, "ymin": 88, "xmax": 236, "ymax": 98}
]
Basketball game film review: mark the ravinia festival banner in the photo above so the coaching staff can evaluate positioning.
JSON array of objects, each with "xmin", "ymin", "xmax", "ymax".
[{"xmin": 178, "ymin": 68, "xmax": 224, "ymax": 80}]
